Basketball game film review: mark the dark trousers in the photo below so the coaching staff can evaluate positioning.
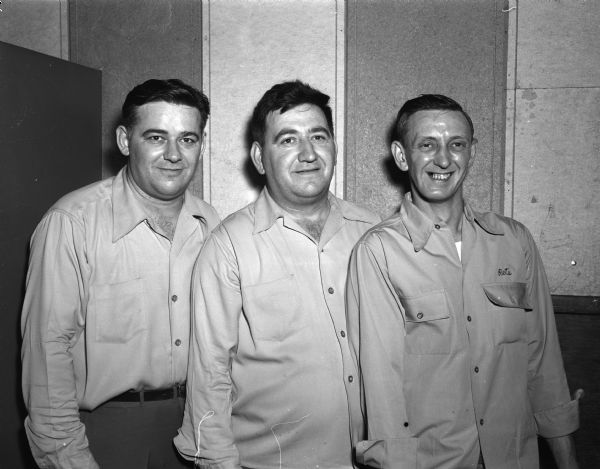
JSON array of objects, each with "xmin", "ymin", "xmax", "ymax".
[{"xmin": 80, "ymin": 397, "xmax": 191, "ymax": 468}]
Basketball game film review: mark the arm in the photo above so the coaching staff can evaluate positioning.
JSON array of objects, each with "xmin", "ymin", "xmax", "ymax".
[
  {"xmin": 174, "ymin": 228, "xmax": 242, "ymax": 469},
  {"xmin": 346, "ymin": 237, "xmax": 417, "ymax": 468},
  {"xmin": 522, "ymin": 228, "xmax": 580, "ymax": 467},
  {"xmin": 21, "ymin": 211, "xmax": 98, "ymax": 469}
]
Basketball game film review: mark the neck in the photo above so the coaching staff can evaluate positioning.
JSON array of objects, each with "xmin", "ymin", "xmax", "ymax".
[
  {"xmin": 412, "ymin": 194, "xmax": 464, "ymax": 241},
  {"xmin": 127, "ymin": 170, "xmax": 183, "ymax": 240},
  {"xmin": 275, "ymin": 195, "xmax": 331, "ymax": 242}
]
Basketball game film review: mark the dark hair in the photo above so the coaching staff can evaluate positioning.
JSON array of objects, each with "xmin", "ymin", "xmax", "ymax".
[
  {"xmin": 121, "ymin": 78, "xmax": 210, "ymax": 131},
  {"xmin": 393, "ymin": 94, "xmax": 474, "ymax": 145},
  {"xmin": 250, "ymin": 80, "xmax": 334, "ymax": 145}
]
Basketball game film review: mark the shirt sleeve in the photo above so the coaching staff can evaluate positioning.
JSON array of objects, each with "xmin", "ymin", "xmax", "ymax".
[
  {"xmin": 346, "ymin": 236, "xmax": 418, "ymax": 468},
  {"xmin": 21, "ymin": 210, "xmax": 99, "ymax": 469},
  {"xmin": 174, "ymin": 226, "xmax": 242, "ymax": 469},
  {"xmin": 522, "ymin": 226, "xmax": 580, "ymax": 438}
]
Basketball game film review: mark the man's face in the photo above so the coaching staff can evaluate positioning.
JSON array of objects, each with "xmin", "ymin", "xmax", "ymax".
[
  {"xmin": 392, "ymin": 109, "xmax": 475, "ymax": 207},
  {"xmin": 251, "ymin": 103, "xmax": 336, "ymax": 211},
  {"xmin": 116, "ymin": 101, "xmax": 204, "ymax": 202}
]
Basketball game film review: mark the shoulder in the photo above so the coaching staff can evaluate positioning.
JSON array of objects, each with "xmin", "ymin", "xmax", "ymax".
[
  {"xmin": 184, "ymin": 191, "xmax": 221, "ymax": 228},
  {"xmin": 46, "ymin": 177, "xmax": 112, "ymax": 221},
  {"xmin": 475, "ymin": 209, "xmax": 534, "ymax": 244},
  {"xmin": 355, "ymin": 212, "xmax": 407, "ymax": 249},
  {"xmin": 335, "ymin": 197, "xmax": 381, "ymax": 225}
]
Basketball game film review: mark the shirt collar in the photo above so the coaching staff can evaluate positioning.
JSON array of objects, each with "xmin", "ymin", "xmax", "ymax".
[
  {"xmin": 252, "ymin": 187, "xmax": 372, "ymax": 235},
  {"xmin": 111, "ymin": 166, "xmax": 207, "ymax": 241},
  {"xmin": 400, "ymin": 192, "xmax": 504, "ymax": 251}
]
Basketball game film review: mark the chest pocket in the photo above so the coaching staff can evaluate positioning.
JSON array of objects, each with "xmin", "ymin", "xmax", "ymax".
[
  {"xmin": 242, "ymin": 274, "xmax": 305, "ymax": 342},
  {"xmin": 92, "ymin": 278, "xmax": 145, "ymax": 343},
  {"xmin": 482, "ymin": 282, "xmax": 530, "ymax": 344},
  {"xmin": 402, "ymin": 289, "xmax": 451, "ymax": 354}
]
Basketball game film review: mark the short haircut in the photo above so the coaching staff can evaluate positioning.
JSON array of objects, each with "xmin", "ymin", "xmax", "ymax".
[
  {"xmin": 121, "ymin": 78, "xmax": 210, "ymax": 131},
  {"xmin": 250, "ymin": 80, "xmax": 334, "ymax": 145},
  {"xmin": 393, "ymin": 94, "xmax": 474, "ymax": 145}
]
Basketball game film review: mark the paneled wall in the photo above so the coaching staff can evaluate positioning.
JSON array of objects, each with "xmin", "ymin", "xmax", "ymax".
[
  {"xmin": 68, "ymin": 0, "xmax": 204, "ymax": 187},
  {"xmin": 346, "ymin": 0, "xmax": 508, "ymax": 217},
  {"xmin": 0, "ymin": 0, "xmax": 69, "ymax": 60},
  {"xmin": 505, "ymin": 0, "xmax": 600, "ymax": 297},
  {"xmin": 201, "ymin": 0, "xmax": 345, "ymax": 217}
]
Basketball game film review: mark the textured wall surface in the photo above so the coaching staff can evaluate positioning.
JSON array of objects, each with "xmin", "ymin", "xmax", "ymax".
[
  {"xmin": 505, "ymin": 0, "xmax": 600, "ymax": 296},
  {"xmin": 69, "ymin": 0, "xmax": 204, "ymax": 188},
  {"xmin": 346, "ymin": 0, "xmax": 508, "ymax": 218},
  {"xmin": 201, "ymin": 0, "xmax": 345, "ymax": 217},
  {"xmin": 0, "ymin": 0, "xmax": 68, "ymax": 59}
]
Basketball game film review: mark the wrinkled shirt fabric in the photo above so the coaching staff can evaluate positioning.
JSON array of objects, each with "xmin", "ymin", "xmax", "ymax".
[
  {"xmin": 174, "ymin": 188, "xmax": 380, "ymax": 469},
  {"xmin": 346, "ymin": 193, "xmax": 579, "ymax": 469},
  {"xmin": 21, "ymin": 167, "xmax": 220, "ymax": 468}
]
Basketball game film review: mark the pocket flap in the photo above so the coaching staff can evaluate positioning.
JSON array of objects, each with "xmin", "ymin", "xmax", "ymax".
[
  {"xmin": 402, "ymin": 290, "xmax": 449, "ymax": 322},
  {"xmin": 482, "ymin": 282, "xmax": 531, "ymax": 309},
  {"xmin": 356, "ymin": 438, "xmax": 418, "ymax": 468}
]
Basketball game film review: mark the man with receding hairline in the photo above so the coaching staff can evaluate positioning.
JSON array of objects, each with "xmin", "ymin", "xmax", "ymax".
[{"xmin": 346, "ymin": 94, "xmax": 580, "ymax": 469}]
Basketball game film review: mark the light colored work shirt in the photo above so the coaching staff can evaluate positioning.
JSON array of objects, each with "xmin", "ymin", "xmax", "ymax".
[
  {"xmin": 346, "ymin": 193, "xmax": 579, "ymax": 469},
  {"xmin": 175, "ymin": 188, "xmax": 380, "ymax": 469},
  {"xmin": 21, "ymin": 167, "xmax": 220, "ymax": 469}
]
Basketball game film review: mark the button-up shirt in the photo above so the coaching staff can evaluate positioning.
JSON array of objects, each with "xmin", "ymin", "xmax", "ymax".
[
  {"xmin": 21, "ymin": 167, "xmax": 220, "ymax": 469},
  {"xmin": 346, "ymin": 193, "xmax": 579, "ymax": 469},
  {"xmin": 174, "ymin": 188, "xmax": 380, "ymax": 469}
]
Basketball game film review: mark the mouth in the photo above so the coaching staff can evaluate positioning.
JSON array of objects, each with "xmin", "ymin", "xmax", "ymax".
[
  {"xmin": 428, "ymin": 172, "xmax": 452, "ymax": 181},
  {"xmin": 294, "ymin": 167, "xmax": 320, "ymax": 174}
]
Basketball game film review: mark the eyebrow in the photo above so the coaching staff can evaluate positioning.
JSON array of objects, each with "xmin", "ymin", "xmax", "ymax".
[
  {"xmin": 272, "ymin": 126, "xmax": 332, "ymax": 143},
  {"xmin": 141, "ymin": 129, "xmax": 200, "ymax": 139}
]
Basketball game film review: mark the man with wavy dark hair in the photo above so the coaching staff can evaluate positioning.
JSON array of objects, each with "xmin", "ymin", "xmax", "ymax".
[
  {"xmin": 175, "ymin": 80, "xmax": 379, "ymax": 468},
  {"xmin": 346, "ymin": 94, "xmax": 580, "ymax": 469},
  {"xmin": 21, "ymin": 79, "xmax": 219, "ymax": 468}
]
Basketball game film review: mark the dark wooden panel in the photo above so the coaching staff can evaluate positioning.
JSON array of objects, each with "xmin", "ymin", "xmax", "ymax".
[
  {"xmin": 0, "ymin": 41, "xmax": 101, "ymax": 468},
  {"xmin": 345, "ymin": 0, "xmax": 508, "ymax": 217},
  {"xmin": 540, "ymin": 313, "xmax": 600, "ymax": 468}
]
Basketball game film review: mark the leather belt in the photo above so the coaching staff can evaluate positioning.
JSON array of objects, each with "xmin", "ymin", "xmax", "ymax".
[{"xmin": 109, "ymin": 384, "xmax": 186, "ymax": 402}]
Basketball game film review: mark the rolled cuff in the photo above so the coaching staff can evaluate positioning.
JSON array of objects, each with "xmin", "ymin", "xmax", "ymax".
[
  {"xmin": 356, "ymin": 438, "xmax": 417, "ymax": 469},
  {"xmin": 535, "ymin": 397, "xmax": 580, "ymax": 438}
]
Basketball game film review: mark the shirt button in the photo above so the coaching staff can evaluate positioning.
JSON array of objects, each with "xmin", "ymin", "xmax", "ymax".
[
  {"xmin": 467, "ymin": 315, "xmax": 472, "ymax": 322},
  {"xmin": 328, "ymin": 287, "xmax": 334, "ymax": 294},
  {"xmin": 340, "ymin": 330, "xmax": 346, "ymax": 338},
  {"xmin": 175, "ymin": 339, "xmax": 182, "ymax": 346},
  {"xmin": 434, "ymin": 224, "xmax": 441, "ymax": 229},
  {"xmin": 480, "ymin": 419, "xmax": 484, "ymax": 425},
  {"xmin": 417, "ymin": 312, "xmax": 424, "ymax": 319},
  {"xmin": 171, "ymin": 295, "xmax": 178, "ymax": 302},
  {"xmin": 348, "ymin": 375, "xmax": 354, "ymax": 383},
  {"xmin": 474, "ymin": 366, "xmax": 479, "ymax": 373},
  {"xmin": 403, "ymin": 421, "xmax": 409, "ymax": 427}
]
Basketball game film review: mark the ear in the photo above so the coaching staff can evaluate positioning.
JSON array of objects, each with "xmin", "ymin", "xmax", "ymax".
[
  {"xmin": 116, "ymin": 125, "xmax": 130, "ymax": 156},
  {"xmin": 199, "ymin": 132, "xmax": 207, "ymax": 159},
  {"xmin": 391, "ymin": 140, "xmax": 409, "ymax": 172},
  {"xmin": 250, "ymin": 142, "xmax": 265, "ymax": 175},
  {"xmin": 468, "ymin": 138, "xmax": 478, "ymax": 168}
]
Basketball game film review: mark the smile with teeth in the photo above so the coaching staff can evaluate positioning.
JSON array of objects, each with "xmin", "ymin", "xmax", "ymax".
[{"xmin": 429, "ymin": 172, "xmax": 452, "ymax": 181}]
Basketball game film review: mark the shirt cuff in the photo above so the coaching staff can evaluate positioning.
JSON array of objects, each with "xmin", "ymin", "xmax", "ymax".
[{"xmin": 535, "ymin": 397, "xmax": 580, "ymax": 438}]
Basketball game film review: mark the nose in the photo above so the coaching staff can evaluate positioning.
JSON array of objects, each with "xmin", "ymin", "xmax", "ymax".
[
  {"xmin": 433, "ymin": 145, "xmax": 451, "ymax": 169},
  {"xmin": 164, "ymin": 140, "xmax": 182, "ymax": 163},
  {"xmin": 298, "ymin": 139, "xmax": 317, "ymax": 163}
]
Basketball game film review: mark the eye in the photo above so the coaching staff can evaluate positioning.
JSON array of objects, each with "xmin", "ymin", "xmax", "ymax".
[
  {"xmin": 451, "ymin": 140, "xmax": 467, "ymax": 149},
  {"xmin": 418, "ymin": 141, "xmax": 435, "ymax": 150},
  {"xmin": 280, "ymin": 136, "xmax": 297, "ymax": 145},
  {"xmin": 147, "ymin": 135, "xmax": 165, "ymax": 143},
  {"xmin": 181, "ymin": 137, "xmax": 198, "ymax": 145},
  {"xmin": 312, "ymin": 134, "xmax": 329, "ymax": 143}
]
